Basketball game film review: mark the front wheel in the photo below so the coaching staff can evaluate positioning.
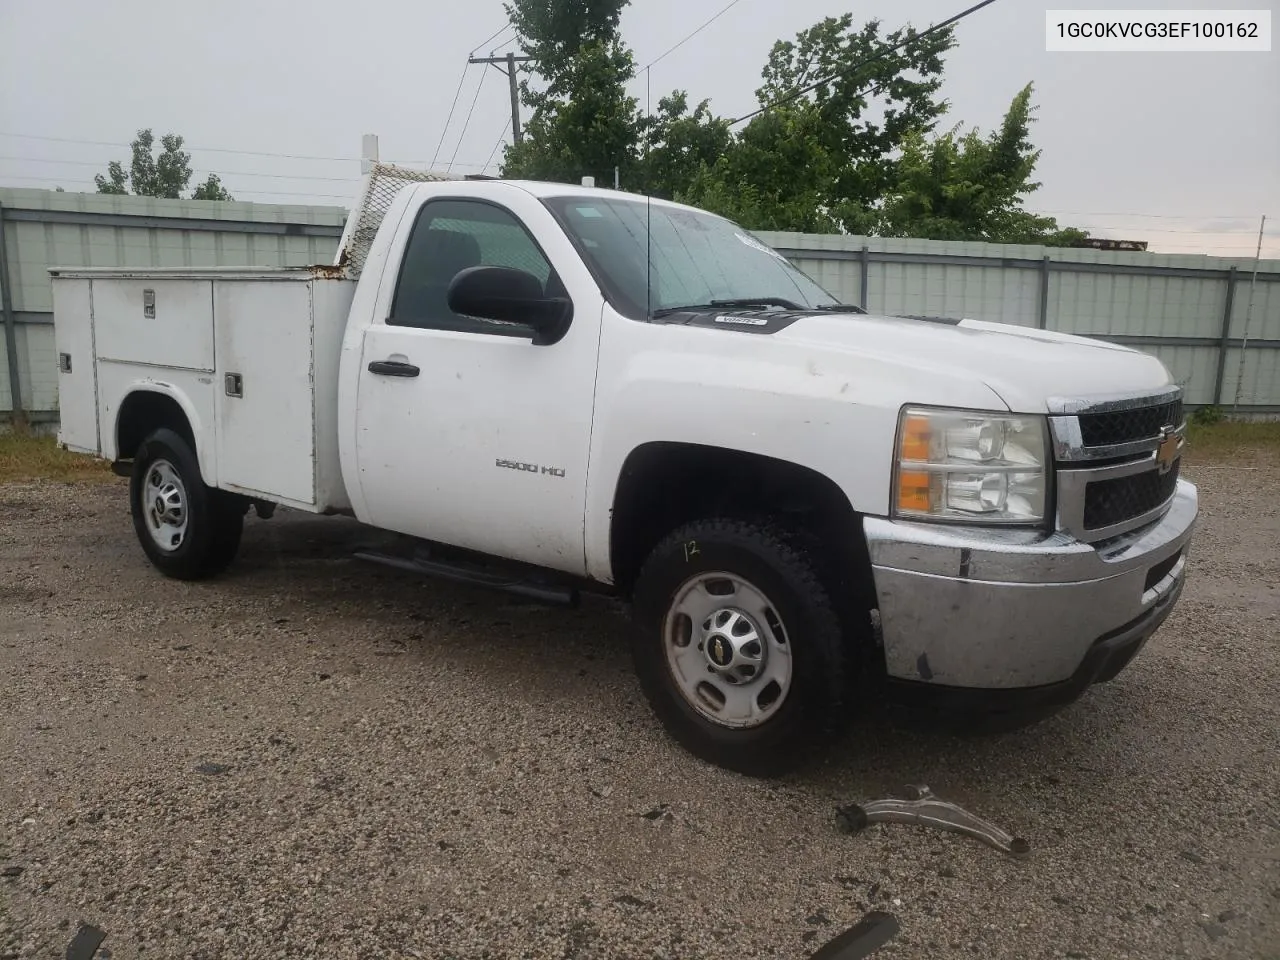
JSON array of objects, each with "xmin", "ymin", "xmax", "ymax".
[
  {"xmin": 130, "ymin": 428, "xmax": 243, "ymax": 580},
  {"xmin": 631, "ymin": 518, "xmax": 847, "ymax": 777}
]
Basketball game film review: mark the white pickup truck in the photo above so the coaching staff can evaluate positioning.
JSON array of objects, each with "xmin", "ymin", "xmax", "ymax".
[{"xmin": 50, "ymin": 167, "xmax": 1197, "ymax": 775}]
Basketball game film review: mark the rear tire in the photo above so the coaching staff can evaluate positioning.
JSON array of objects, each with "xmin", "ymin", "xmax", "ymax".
[
  {"xmin": 130, "ymin": 428, "xmax": 243, "ymax": 580},
  {"xmin": 631, "ymin": 518, "xmax": 846, "ymax": 777}
]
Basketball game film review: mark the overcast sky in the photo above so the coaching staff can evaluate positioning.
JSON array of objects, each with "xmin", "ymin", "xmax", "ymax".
[{"xmin": 0, "ymin": 0, "xmax": 1275, "ymax": 256}]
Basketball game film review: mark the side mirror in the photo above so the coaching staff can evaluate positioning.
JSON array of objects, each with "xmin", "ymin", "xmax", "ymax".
[{"xmin": 446, "ymin": 265, "xmax": 573, "ymax": 346}]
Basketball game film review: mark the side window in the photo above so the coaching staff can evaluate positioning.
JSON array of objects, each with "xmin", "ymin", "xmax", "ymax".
[{"xmin": 389, "ymin": 199, "xmax": 561, "ymax": 335}]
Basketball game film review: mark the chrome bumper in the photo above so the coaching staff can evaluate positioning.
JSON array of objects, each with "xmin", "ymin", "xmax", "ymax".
[{"xmin": 864, "ymin": 479, "xmax": 1198, "ymax": 689}]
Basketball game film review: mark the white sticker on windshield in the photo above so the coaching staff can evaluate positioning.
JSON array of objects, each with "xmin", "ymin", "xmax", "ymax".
[
  {"xmin": 574, "ymin": 206, "xmax": 603, "ymax": 219},
  {"xmin": 735, "ymin": 231, "xmax": 790, "ymax": 262}
]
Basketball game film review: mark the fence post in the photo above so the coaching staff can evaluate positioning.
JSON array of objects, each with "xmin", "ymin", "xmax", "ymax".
[
  {"xmin": 0, "ymin": 203, "xmax": 26, "ymax": 428},
  {"xmin": 859, "ymin": 244, "xmax": 870, "ymax": 310},
  {"xmin": 1212, "ymin": 266, "xmax": 1237, "ymax": 406},
  {"xmin": 1037, "ymin": 255, "xmax": 1051, "ymax": 329}
]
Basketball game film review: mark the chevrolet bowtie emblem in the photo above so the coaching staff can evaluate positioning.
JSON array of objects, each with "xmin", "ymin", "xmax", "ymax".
[
  {"xmin": 1155, "ymin": 426, "xmax": 1181, "ymax": 474},
  {"xmin": 710, "ymin": 637, "xmax": 728, "ymax": 666}
]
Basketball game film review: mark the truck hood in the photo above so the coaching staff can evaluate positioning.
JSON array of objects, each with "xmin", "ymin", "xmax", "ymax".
[{"xmin": 775, "ymin": 312, "xmax": 1174, "ymax": 413}]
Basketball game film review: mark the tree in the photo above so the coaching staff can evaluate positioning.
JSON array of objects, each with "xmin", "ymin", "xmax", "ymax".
[
  {"xmin": 639, "ymin": 92, "xmax": 731, "ymax": 200},
  {"xmin": 876, "ymin": 85, "xmax": 1087, "ymax": 245},
  {"xmin": 190, "ymin": 173, "xmax": 234, "ymax": 201},
  {"xmin": 94, "ymin": 129, "xmax": 234, "ymax": 201},
  {"xmin": 501, "ymin": 0, "xmax": 642, "ymax": 186},
  {"xmin": 503, "ymin": 38, "xmax": 642, "ymax": 186},
  {"xmin": 677, "ymin": 15, "xmax": 954, "ymax": 235},
  {"xmin": 505, "ymin": 0, "xmax": 626, "ymax": 67},
  {"xmin": 678, "ymin": 107, "xmax": 843, "ymax": 233},
  {"xmin": 501, "ymin": 3, "xmax": 1081, "ymax": 244}
]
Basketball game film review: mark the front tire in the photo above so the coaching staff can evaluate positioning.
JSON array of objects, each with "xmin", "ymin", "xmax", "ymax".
[
  {"xmin": 631, "ymin": 518, "xmax": 846, "ymax": 777},
  {"xmin": 130, "ymin": 428, "xmax": 243, "ymax": 580}
]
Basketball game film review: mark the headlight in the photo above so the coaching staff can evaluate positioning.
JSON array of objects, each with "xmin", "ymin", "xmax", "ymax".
[{"xmin": 893, "ymin": 407, "xmax": 1049, "ymax": 523}]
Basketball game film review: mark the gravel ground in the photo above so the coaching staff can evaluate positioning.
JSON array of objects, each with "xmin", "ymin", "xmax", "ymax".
[{"xmin": 1, "ymin": 451, "xmax": 1277, "ymax": 960}]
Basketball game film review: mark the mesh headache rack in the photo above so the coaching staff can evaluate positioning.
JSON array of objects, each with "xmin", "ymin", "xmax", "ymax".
[{"xmin": 334, "ymin": 162, "xmax": 460, "ymax": 279}]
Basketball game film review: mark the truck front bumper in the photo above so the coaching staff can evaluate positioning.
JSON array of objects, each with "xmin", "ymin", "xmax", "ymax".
[{"xmin": 864, "ymin": 479, "xmax": 1197, "ymax": 711}]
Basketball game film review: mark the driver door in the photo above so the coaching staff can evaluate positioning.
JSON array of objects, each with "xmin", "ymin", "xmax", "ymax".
[{"xmin": 353, "ymin": 196, "xmax": 600, "ymax": 575}]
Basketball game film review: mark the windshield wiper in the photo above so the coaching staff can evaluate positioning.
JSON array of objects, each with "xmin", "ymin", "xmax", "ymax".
[
  {"xmin": 711, "ymin": 297, "xmax": 803, "ymax": 309},
  {"xmin": 814, "ymin": 303, "xmax": 868, "ymax": 314},
  {"xmin": 652, "ymin": 297, "xmax": 803, "ymax": 318}
]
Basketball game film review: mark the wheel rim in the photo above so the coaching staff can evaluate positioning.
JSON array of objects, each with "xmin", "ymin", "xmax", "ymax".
[
  {"xmin": 662, "ymin": 571, "xmax": 793, "ymax": 729},
  {"xmin": 140, "ymin": 458, "xmax": 189, "ymax": 553}
]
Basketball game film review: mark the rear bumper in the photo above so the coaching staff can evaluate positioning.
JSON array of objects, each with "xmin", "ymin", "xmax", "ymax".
[{"xmin": 864, "ymin": 479, "xmax": 1197, "ymax": 693}]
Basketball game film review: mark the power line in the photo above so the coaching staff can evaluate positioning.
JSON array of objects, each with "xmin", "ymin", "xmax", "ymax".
[
  {"xmin": 729, "ymin": 0, "xmax": 1000, "ymax": 127},
  {"xmin": 448, "ymin": 68, "xmax": 489, "ymax": 173},
  {"xmin": 0, "ymin": 173, "xmax": 356, "ymax": 200},
  {"xmin": 0, "ymin": 154, "xmax": 363, "ymax": 183},
  {"xmin": 483, "ymin": 118, "xmax": 513, "ymax": 175},
  {"xmin": 0, "ymin": 130, "xmax": 360, "ymax": 163},
  {"xmin": 431, "ymin": 64, "xmax": 471, "ymax": 168},
  {"xmin": 643, "ymin": 0, "xmax": 748, "ymax": 70},
  {"xmin": 471, "ymin": 22, "xmax": 514, "ymax": 57},
  {"xmin": 0, "ymin": 153, "xmax": 495, "ymax": 177}
]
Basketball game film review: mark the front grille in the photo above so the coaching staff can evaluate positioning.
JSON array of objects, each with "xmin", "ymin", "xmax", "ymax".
[
  {"xmin": 1078, "ymin": 398, "xmax": 1183, "ymax": 447},
  {"xmin": 1084, "ymin": 462, "xmax": 1180, "ymax": 530}
]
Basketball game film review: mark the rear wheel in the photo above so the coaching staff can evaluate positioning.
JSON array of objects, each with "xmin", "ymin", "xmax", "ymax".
[
  {"xmin": 631, "ymin": 518, "xmax": 846, "ymax": 777},
  {"xmin": 130, "ymin": 428, "xmax": 243, "ymax": 580}
]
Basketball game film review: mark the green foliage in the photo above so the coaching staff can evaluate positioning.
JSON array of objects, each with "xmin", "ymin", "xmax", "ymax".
[
  {"xmin": 876, "ymin": 85, "xmax": 1086, "ymax": 244},
  {"xmin": 94, "ymin": 129, "xmax": 235, "ymax": 201},
  {"xmin": 501, "ymin": 2, "xmax": 1082, "ymax": 245},
  {"xmin": 1190, "ymin": 404, "xmax": 1225, "ymax": 426},
  {"xmin": 190, "ymin": 173, "xmax": 234, "ymax": 201},
  {"xmin": 639, "ymin": 92, "xmax": 731, "ymax": 201},
  {"xmin": 502, "ymin": 0, "xmax": 641, "ymax": 185},
  {"xmin": 505, "ymin": 0, "xmax": 626, "ymax": 66},
  {"xmin": 677, "ymin": 108, "xmax": 842, "ymax": 233},
  {"xmin": 737, "ymin": 15, "xmax": 955, "ymax": 234},
  {"xmin": 502, "ymin": 37, "xmax": 641, "ymax": 186}
]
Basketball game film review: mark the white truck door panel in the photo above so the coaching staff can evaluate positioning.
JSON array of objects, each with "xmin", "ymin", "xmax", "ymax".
[
  {"xmin": 213, "ymin": 280, "xmax": 317, "ymax": 504},
  {"xmin": 93, "ymin": 280, "xmax": 215, "ymax": 371},
  {"xmin": 353, "ymin": 195, "xmax": 600, "ymax": 575},
  {"xmin": 50, "ymin": 278, "xmax": 99, "ymax": 454}
]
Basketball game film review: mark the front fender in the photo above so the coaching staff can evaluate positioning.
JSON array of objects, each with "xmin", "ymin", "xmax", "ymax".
[{"xmin": 582, "ymin": 315, "xmax": 1007, "ymax": 583}]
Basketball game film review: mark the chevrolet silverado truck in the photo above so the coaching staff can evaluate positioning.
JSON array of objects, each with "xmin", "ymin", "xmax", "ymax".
[{"xmin": 49, "ymin": 166, "xmax": 1197, "ymax": 775}]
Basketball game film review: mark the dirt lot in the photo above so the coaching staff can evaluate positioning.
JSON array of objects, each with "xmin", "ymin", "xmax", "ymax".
[{"xmin": 1, "ymin": 439, "xmax": 1277, "ymax": 960}]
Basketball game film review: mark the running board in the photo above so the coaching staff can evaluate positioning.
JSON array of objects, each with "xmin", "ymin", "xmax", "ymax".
[{"xmin": 354, "ymin": 550, "xmax": 579, "ymax": 607}]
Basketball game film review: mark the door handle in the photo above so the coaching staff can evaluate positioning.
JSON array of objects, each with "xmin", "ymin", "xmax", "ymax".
[{"xmin": 368, "ymin": 360, "xmax": 420, "ymax": 378}]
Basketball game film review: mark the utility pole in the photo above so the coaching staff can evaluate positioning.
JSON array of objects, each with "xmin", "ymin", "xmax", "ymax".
[{"xmin": 468, "ymin": 52, "xmax": 532, "ymax": 146}]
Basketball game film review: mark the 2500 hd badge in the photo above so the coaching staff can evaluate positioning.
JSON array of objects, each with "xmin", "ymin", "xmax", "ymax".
[{"xmin": 496, "ymin": 458, "xmax": 566, "ymax": 478}]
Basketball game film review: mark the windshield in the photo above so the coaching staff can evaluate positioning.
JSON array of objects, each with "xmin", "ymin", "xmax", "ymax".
[{"xmin": 542, "ymin": 195, "xmax": 839, "ymax": 321}]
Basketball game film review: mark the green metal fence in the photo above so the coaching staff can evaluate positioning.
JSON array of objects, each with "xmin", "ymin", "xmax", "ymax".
[{"xmin": 2, "ymin": 187, "xmax": 1277, "ymax": 427}]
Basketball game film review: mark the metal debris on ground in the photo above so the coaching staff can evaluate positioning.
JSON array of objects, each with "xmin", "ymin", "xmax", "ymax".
[
  {"xmin": 806, "ymin": 911, "xmax": 900, "ymax": 959},
  {"xmin": 835, "ymin": 784, "xmax": 1031, "ymax": 859}
]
